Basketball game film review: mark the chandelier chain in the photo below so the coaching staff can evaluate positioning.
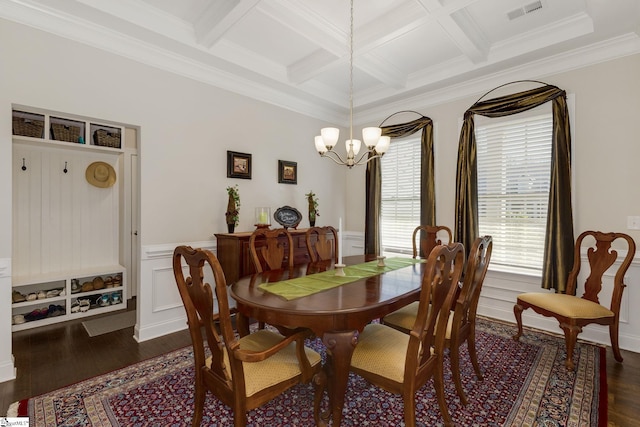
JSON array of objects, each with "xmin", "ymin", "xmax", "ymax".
[{"xmin": 349, "ymin": 0, "xmax": 354, "ymax": 142}]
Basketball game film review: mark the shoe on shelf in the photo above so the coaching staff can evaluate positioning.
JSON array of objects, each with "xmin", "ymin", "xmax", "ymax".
[
  {"xmin": 71, "ymin": 300, "xmax": 81, "ymax": 313},
  {"xmin": 111, "ymin": 292, "xmax": 122, "ymax": 305},
  {"xmin": 13, "ymin": 314, "xmax": 25, "ymax": 325},
  {"xmin": 37, "ymin": 290, "xmax": 46, "ymax": 300},
  {"xmin": 47, "ymin": 304, "xmax": 65, "ymax": 317},
  {"xmin": 12, "ymin": 290, "xmax": 26, "ymax": 303},
  {"xmin": 79, "ymin": 299, "xmax": 90, "ymax": 312},
  {"xmin": 27, "ymin": 293, "xmax": 37, "ymax": 301},
  {"xmin": 98, "ymin": 294, "xmax": 111, "ymax": 307}
]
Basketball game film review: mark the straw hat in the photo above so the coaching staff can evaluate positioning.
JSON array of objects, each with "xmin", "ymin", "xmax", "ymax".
[{"xmin": 86, "ymin": 161, "xmax": 116, "ymax": 188}]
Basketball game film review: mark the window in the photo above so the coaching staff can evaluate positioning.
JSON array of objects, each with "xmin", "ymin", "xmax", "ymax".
[
  {"xmin": 476, "ymin": 113, "xmax": 552, "ymax": 273},
  {"xmin": 380, "ymin": 137, "xmax": 421, "ymax": 255}
]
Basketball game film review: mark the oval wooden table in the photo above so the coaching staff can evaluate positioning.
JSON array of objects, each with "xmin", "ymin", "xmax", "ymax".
[{"xmin": 231, "ymin": 254, "xmax": 426, "ymax": 426}]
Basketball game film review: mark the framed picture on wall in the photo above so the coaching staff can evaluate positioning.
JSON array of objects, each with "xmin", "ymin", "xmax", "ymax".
[
  {"xmin": 278, "ymin": 160, "xmax": 297, "ymax": 184},
  {"xmin": 227, "ymin": 151, "xmax": 252, "ymax": 179}
]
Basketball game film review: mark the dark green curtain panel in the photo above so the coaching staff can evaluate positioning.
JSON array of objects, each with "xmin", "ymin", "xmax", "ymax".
[
  {"xmin": 365, "ymin": 116, "xmax": 434, "ymax": 255},
  {"xmin": 455, "ymin": 85, "xmax": 574, "ymax": 292}
]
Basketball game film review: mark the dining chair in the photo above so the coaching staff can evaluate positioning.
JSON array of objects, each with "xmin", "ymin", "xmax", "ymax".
[
  {"xmin": 173, "ymin": 245, "xmax": 322, "ymax": 427},
  {"xmin": 383, "ymin": 236, "xmax": 493, "ymax": 405},
  {"xmin": 412, "ymin": 224, "xmax": 453, "ymax": 259},
  {"xmin": 347, "ymin": 243, "xmax": 465, "ymax": 427},
  {"xmin": 249, "ymin": 228, "xmax": 294, "ymax": 273},
  {"xmin": 514, "ymin": 230, "xmax": 636, "ymax": 370},
  {"xmin": 305, "ymin": 226, "xmax": 338, "ymax": 263}
]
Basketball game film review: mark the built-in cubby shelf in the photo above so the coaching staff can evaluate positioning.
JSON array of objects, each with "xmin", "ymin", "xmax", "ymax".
[
  {"xmin": 12, "ymin": 107, "xmax": 124, "ymax": 153},
  {"xmin": 12, "ymin": 266, "xmax": 127, "ymax": 332},
  {"xmin": 11, "ymin": 105, "xmax": 128, "ymax": 332}
]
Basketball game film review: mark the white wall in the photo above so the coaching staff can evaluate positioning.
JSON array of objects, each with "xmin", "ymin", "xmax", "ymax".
[{"xmin": 0, "ymin": 18, "xmax": 347, "ymax": 380}]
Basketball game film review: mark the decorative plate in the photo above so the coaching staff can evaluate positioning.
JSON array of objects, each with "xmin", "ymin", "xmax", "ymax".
[{"xmin": 273, "ymin": 206, "xmax": 302, "ymax": 229}]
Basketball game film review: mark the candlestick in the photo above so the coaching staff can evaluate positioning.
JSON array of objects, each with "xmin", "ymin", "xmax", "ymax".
[{"xmin": 338, "ymin": 217, "xmax": 343, "ymax": 265}]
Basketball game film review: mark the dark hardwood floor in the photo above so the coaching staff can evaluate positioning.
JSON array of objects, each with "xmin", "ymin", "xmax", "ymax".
[{"xmin": 1, "ymin": 302, "xmax": 639, "ymax": 426}]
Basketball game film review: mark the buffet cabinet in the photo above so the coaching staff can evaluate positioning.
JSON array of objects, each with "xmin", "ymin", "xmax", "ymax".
[{"xmin": 215, "ymin": 228, "xmax": 325, "ymax": 284}]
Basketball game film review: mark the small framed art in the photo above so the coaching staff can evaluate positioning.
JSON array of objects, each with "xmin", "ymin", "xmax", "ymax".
[
  {"xmin": 278, "ymin": 160, "xmax": 297, "ymax": 184},
  {"xmin": 227, "ymin": 151, "xmax": 252, "ymax": 179}
]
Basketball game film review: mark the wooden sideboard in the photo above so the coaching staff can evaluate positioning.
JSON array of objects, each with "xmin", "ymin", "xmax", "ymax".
[{"xmin": 215, "ymin": 228, "xmax": 322, "ymax": 284}]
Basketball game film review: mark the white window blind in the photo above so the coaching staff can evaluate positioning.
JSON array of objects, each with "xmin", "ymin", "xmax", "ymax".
[
  {"xmin": 380, "ymin": 138, "xmax": 421, "ymax": 255},
  {"xmin": 476, "ymin": 113, "xmax": 552, "ymax": 273}
]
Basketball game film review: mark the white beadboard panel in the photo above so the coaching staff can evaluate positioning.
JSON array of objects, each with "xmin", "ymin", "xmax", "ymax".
[{"xmin": 12, "ymin": 143, "xmax": 120, "ymax": 276}]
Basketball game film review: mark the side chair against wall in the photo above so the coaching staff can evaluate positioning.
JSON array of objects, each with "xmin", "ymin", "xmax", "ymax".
[
  {"xmin": 412, "ymin": 225, "xmax": 453, "ymax": 259},
  {"xmin": 513, "ymin": 230, "xmax": 636, "ymax": 370},
  {"xmin": 249, "ymin": 227, "xmax": 295, "ymax": 273},
  {"xmin": 383, "ymin": 236, "xmax": 493, "ymax": 405},
  {"xmin": 305, "ymin": 226, "xmax": 338, "ymax": 263},
  {"xmin": 346, "ymin": 243, "xmax": 465, "ymax": 427},
  {"xmin": 173, "ymin": 246, "xmax": 323, "ymax": 427}
]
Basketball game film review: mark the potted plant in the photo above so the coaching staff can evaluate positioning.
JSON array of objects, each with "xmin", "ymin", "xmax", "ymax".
[
  {"xmin": 305, "ymin": 191, "xmax": 319, "ymax": 227},
  {"xmin": 225, "ymin": 185, "xmax": 240, "ymax": 233}
]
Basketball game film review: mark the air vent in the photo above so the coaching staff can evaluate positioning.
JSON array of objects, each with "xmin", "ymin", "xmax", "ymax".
[{"xmin": 507, "ymin": 1, "xmax": 543, "ymax": 21}]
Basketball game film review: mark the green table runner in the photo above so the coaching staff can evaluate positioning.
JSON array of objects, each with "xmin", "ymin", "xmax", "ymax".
[{"xmin": 258, "ymin": 257, "xmax": 424, "ymax": 300}]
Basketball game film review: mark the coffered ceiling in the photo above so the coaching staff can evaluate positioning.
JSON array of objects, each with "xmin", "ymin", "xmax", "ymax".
[{"xmin": 2, "ymin": 0, "xmax": 639, "ymax": 124}]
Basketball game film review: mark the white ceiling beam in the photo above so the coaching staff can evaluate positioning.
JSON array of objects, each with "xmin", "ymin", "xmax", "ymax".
[
  {"xmin": 415, "ymin": 0, "xmax": 489, "ymax": 63},
  {"xmin": 194, "ymin": 0, "xmax": 260, "ymax": 48},
  {"xmin": 285, "ymin": 2, "xmax": 424, "ymax": 86}
]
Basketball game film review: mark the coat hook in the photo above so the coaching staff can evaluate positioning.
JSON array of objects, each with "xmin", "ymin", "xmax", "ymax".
[
  {"xmin": 21, "ymin": 158, "xmax": 26, "ymax": 171},
  {"xmin": 63, "ymin": 161, "xmax": 68, "ymax": 174}
]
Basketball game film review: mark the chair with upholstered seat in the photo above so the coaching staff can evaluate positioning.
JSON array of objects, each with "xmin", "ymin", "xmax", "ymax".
[
  {"xmin": 173, "ymin": 245, "xmax": 322, "ymax": 427},
  {"xmin": 412, "ymin": 224, "xmax": 453, "ymax": 259},
  {"xmin": 348, "ymin": 243, "xmax": 464, "ymax": 427},
  {"xmin": 513, "ymin": 230, "xmax": 636, "ymax": 370},
  {"xmin": 383, "ymin": 236, "xmax": 493, "ymax": 405},
  {"xmin": 249, "ymin": 228, "xmax": 294, "ymax": 273},
  {"xmin": 305, "ymin": 226, "xmax": 338, "ymax": 263}
]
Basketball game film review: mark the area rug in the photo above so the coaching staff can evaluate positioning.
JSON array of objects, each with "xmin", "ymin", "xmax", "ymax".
[
  {"xmin": 9, "ymin": 317, "xmax": 606, "ymax": 426},
  {"xmin": 82, "ymin": 310, "xmax": 136, "ymax": 337}
]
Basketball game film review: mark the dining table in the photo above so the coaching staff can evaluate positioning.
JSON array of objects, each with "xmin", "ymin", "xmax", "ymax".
[{"xmin": 230, "ymin": 254, "xmax": 427, "ymax": 426}]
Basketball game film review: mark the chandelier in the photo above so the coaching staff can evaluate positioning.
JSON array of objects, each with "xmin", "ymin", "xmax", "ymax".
[{"xmin": 313, "ymin": 0, "xmax": 390, "ymax": 168}]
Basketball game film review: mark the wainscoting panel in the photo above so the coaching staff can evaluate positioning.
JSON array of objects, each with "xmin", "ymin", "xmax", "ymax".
[
  {"xmin": 0, "ymin": 258, "xmax": 16, "ymax": 382},
  {"xmin": 136, "ymin": 241, "xmax": 215, "ymax": 342}
]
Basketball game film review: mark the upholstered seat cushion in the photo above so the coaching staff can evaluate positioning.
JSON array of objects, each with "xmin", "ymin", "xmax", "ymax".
[
  {"xmin": 207, "ymin": 329, "xmax": 321, "ymax": 397},
  {"xmin": 383, "ymin": 301, "xmax": 419, "ymax": 331},
  {"xmin": 350, "ymin": 323, "xmax": 410, "ymax": 383},
  {"xmin": 518, "ymin": 293, "xmax": 614, "ymax": 319},
  {"xmin": 384, "ymin": 303, "xmax": 455, "ymax": 339}
]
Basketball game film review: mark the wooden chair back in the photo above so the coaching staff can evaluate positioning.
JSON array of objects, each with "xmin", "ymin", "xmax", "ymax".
[
  {"xmin": 448, "ymin": 235, "xmax": 492, "ymax": 404},
  {"xmin": 410, "ymin": 243, "xmax": 465, "ymax": 376},
  {"xmin": 249, "ymin": 228, "xmax": 294, "ymax": 273},
  {"xmin": 514, "ymin": 230, "xmax": 636, "ymax": 370},
  {"xmin": 568, "ymin": 231, "xmax": 635, "ymax": 306},
  {"xmin": 412, "ymin": 225, "xmax": 453, "ymax": 259},
  {"xmin": 172, "ymin": 246, "xmax": 240, "ymax": 422},
  {"xmin": 173, "ymin": 245, "xmax": 322, "ymax": 426},
  {"xmin": 305, "ymin": 226, "xmax": 338, "ymax": 263}
]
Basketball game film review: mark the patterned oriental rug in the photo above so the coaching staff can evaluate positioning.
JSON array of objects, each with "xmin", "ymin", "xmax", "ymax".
[{"xmin": 10, "ymin": 317, "xmax": 607, "ymax": 426}]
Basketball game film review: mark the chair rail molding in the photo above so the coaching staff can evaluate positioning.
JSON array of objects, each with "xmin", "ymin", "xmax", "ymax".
[{"xmin": 136, "ymin": 241, "xmax": 215, "ymax": 343}]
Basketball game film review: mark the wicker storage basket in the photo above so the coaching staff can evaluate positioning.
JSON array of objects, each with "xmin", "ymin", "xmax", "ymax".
[
  {"xmin": 12, "ymin": 116, "xmax": 44, "ymax": 138},
  {"xmin": 51, "ymin": 123, "xmax": 81, "ymax": 143},
  {"xmin": 93, "ymin": 129, "xmax": 121, "ymax": 148}
]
